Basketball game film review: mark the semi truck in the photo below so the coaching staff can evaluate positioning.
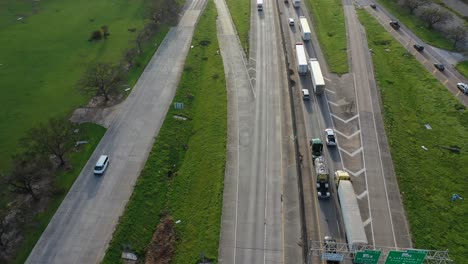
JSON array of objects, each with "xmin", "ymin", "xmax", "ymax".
[
  {"xmin": 335, "ymin": 170, "xmax": 368, "ymax": 252},
  {"xmin": 292, "ymin": 0, "xmax": 301, "ymax": 8},
  {"xmin": 257, "ymin": 0, "xmax": 263, "ymax": 11},
  {"xmin": 299, "ymin": 16, "xmax": 311, "ymax": 41},
  {"xmin": 314, "ymin": 156, "xmax": 330, "ymax": 199},
  {"xmin": 295, "ymin": 43, "xmax": 308, "ymax": 75},
  {"xmin": 310, "ymin": 138, "xmax": 323, "ymax": 160},
  {"xmin": 309, "ymin": 58, "xmax": 325, "ymax": 94}
]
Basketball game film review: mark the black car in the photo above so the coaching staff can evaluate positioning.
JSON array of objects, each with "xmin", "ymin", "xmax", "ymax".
[
  {"xmin": 434, "ymin": 63, "xmax": 445, "ymax": 71},
  {"xmin": 370, "ymin": 4, "xmax": 376, "ymax": 9},
  {"xmin": 389, "ymin": 21, "xmax": 400, "ymax": 30},
  {"xmin": 413, "ymin": 44, "xmax": 424, "ymax": 51}
]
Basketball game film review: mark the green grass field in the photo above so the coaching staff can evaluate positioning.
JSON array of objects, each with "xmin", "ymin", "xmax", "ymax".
[
  {"xmin": 455, "ymin": 61, "xmax": 468, "ymax": 79},
  {"xmin": 0, "ymin": 0, "xmax": 158, "ymax": 171},
  {"xmin": 357, "ymin": 9, "xmax": 467, "ymax": 263},
  {"xmin": 225, "ymin": 0, "xmax": 250, "ymax": 54},
  {"xmin": 102, "ymin": 1, "xmax": 227, "ymax": 263},
  {"xmin": 305, "ymin": 0, "xmax": 348, "ymax": 74},
  {"xmin": 376, "ymin": 0, "xmax": 455, "ymax": 50},
  {"xmin": 15, "ymin": 123, "xmax": 106, "ymax": 264}
]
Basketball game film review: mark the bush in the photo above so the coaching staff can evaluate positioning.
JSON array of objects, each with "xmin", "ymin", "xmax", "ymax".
[{"xmin": 89, "ymin": 30, "xmax": 102, "ymax": 41}]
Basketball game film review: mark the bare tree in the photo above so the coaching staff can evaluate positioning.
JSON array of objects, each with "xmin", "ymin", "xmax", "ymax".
[
  {"xmin": 5, "ymin": 154, "xmax": 52, "ymax": 200},
  {"xmin": 400, "ymin": 0, "xmax": 429, "ymax": 14},
  {"xmin": 446, "ymin": 25, "xmax": 467, "ymax": 49},
  {"xmin": 78, "ymin": 63, "xmax": 126, "ymax": 101},
  {"xmin": 21, "ymin": 117, "xmax": 77, "ymax": 167},
  {"xmin": 419, "ymin": 7, "xmax": 452, "ymax": 29}
]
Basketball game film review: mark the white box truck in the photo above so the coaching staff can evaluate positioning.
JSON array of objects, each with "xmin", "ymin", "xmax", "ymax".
[
  {"xmin": 295, "ymin": 43, "xmax": 308, "ymax": 75},
  {"xmin": 309, "ymin": 58, "xmax": 325, "ymax": 94},
  {"xmin": 257, "ymin": 0, "xmax": 263, "ymax": 11},
  {"xmin": 299, "ymin": 16, "xmax": 311, "ymax": 41},
  {"xmin": 335, "ymin": 171, "xmax": 368, "ymax": 252},
  {"xmin": 292, "ymin": 0, "xmax": 301, "ymax": 8}
]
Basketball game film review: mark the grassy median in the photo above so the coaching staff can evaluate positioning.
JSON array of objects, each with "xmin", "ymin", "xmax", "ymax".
[
  {"xmin": 357, "ymin": 9, "xmax": 467, "ymax": 263},
  {"xmin": 305, "ymin": 0, "xmax": 348, "ymax": 74},
  {"xmin": 376, "ymin": 0, "xmax": 454, "ymax": 50},
  {"xmin": 102, "ymin": 1, "xmax": 227, "ymax": 263},
  {"xmin": 225, "ymin": 0, "xmax": 250, "ymax": 54},
  {"xmin": 15, "ymin": 123, "xmax": 106, "ymax": 264},
  {"xmin": 455, "ymin": 61, "xmax": 468, "ymax": 79}
]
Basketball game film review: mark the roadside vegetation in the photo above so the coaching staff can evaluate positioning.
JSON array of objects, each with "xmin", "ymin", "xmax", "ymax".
[
  {"xmin": 357, "ymin": 9, "xmax": 467, "ymax": 263},
  {"xmin": 305, "ymin": 0, "xmax": 348, "ymax": 74},
  {"xmin": 455, "ymin": 61, "xmax": 468, "ymax": 79},
  {"xmin": 0, "ymin": 0, "xmax": 179, "ymax": 262},
  {"xmin": 0, "ymin": 122, "xmax": 106, "ymax": 264},
  {"xmin": 102, "ymin": 1, "xmax": 227, "ymax": 263},
  {"xmin": 225, "ymin": 0, "xmax": 250, "ymax": 54},
  {"xmin": 376, "ymin": 0, "xmax": 463, "ymax": 50}
]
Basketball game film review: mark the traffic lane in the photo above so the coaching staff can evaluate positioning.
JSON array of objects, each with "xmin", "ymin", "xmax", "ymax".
[{"xmin": 365, "ymin": 7, "xmax": 468, "ymax": 106}]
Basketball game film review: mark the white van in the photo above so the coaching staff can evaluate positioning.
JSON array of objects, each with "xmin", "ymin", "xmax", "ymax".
[
  {"xmin": 302, "ymin": 89, "xmax": 310, "ymax": 100},
  {"xmin": 94, "ymin": 155, "xmax": 109, "ymax": 175}
]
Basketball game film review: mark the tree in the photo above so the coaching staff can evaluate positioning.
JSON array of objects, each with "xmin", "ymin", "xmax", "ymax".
[
  {"xmin": 446, "ymin": 25, "xmax": 467, "ymax": 49},
  {"xmin": 124, "ymin": 47, "xmax": 138, "ymax": 69},
  {"xmin": 78, "ymin": 63, "xmax": 126, "ymax": 101},
  {"xmin": 419, "ymin": 7, "xmax": 452, "ymax": 29},
  {"xmin": 21, "ymin": 117, "xmax": 77, "ymax": 167},
  {"xmin": 5, "ymin": 153, "xmax": 52, "ymax": 200},
  {"xmin": 400, "ymin": 0, "xmax": 429, "ymax": 14}
]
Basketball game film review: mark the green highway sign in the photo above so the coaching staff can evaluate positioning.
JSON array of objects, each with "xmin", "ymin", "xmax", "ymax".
[
  {"xmin": 385, "ymin": 250, "xmax": 427, "ymax": 264},
  {"xmin": 354, "ymin": 250, "xmax": 382, "ymax": 264}
]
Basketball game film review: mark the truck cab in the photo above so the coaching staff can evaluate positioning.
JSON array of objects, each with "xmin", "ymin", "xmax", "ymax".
[
  {"xmin": 310, "ymin": 138, "xmax": 323, "ymax": 160},
  {"xmin": 334, "ymin": 170, "xmax": 350, "ymax": 186},
  {"xmin": 315, "ymin": 157, "xmax": 330, "ymax": 199}
]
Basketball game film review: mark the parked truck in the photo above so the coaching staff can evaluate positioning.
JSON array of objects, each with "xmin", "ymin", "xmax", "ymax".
[
  {"xmin": 292, "ymin": 0, "xmax": 301, "ymax": 7},
  {"xmin": 309, "ymin": 58, "xmax": 325, "ymax": 94},
  {"xmin": 314, "ymin": 156, "xmax": 330, "ymax": 199},
  {"xmin": 295, "ymin": 43, "xmax": 308, "ymax": 75},
  {"xmin": 299, "ymin": 16, "xmax": 311, "ymax": 41},
  {"xmin": 335, "ymin": 170, "xmax": 368, "ymax": 252},
  {"xmin": 257, "ymin": 0, "xmax": 263, "ymax": 11}
]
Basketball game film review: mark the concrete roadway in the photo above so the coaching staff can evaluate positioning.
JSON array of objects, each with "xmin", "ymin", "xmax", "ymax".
[
  {"xmin": 282, "ymin": 0, "xmax": 413, "ymax": 256},
  {"xmin": 360, "ymin": 0, "xmax": 468, "ymax": 106},
  {"xmin": 25, "ymin": 0, "xmax": 207, "ymax": 263},
  {"xmin": 217, "ymin": 0, "xmax": 303, "ymax": 262}
]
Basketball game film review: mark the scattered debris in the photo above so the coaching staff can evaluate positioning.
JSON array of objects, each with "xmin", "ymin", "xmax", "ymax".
[
  {"xmin": 17, "ymin": 17, "xmax": 23, "ymax": 20},
  {"xmin": 451, "ymin": 194, "xmax": 463, "ymax": 201},
  {"xmin": 145, "ymin": 215, "xmax": 176, "ymax": 264},
  {"xmin": 73, "ymin": 128, "xmax": 80, "ymax": 133},
  {"xmin": 173, "ymin": 115, "xmax": 187, "ymax": 120},
  {"xmin": 75, "ymin": 140, "xmax": 88, "ymax": 147},
  {"xmin": 174, "ymin": 102, "xmax": 184, "ymax": 109},
  {"xmin": 124, "ymin": 88, "xmax": 131, "ymax": 92},
  {"xmin": 191, "ymin": 45, "xmax": 194, "ymax": 49},
  {"xmin": 121, "ymin": 251, "xmax": 138, "ymax": 261},
  {"xmin": 175, "ymin": 220, "xmax": 181, "ymax": 224},
  {"xmin": 424, "ymin": 124, "xmax": 432, "ymax": 130},
  {"xmin": 435, "ymin": 145, "xmax": 461, "ymax": 154},
  {"xmin": 421, "ymin": 146, "xmax": 428, "ymax": 151}
]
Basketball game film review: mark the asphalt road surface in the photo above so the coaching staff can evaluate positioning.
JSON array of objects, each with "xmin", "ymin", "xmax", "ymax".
[
  {"xmin": 217, "ymin": 0, "xmax": 302, "ymax": 263},
  {"xmin": 281, "ymin": 0, "xmax": 413, "ymax": 258},
  {"xmin": 25, "ymin": 0, "xmax": 207, "ymax": 263}
]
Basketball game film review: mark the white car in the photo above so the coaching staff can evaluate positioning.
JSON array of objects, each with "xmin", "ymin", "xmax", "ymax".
[
  {"xmin": 324, "ymin": 128, "xmax": 336, "ymax": 146},
  {"xmin": 288, "ymin": 18, "xmax": 294, "ymax": 26},
  {"xmin": 457, "ymin": 83, "xmax": 468, "ymax": 94},
  {"xmin": 94, "ymin": 155, "xmax": 109, "ymax": 175},
  {"xmin": 302, "ymin": 89, "xmax": 310, "ymax": 100}
]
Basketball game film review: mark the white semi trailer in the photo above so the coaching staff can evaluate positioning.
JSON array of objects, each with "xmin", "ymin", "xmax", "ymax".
[
  {"xmin": 309, "ymin": 58, "xmax": 325, "ymax": 94},
  {"xmin": 335, "ymin": 170, "xmax": 368, "ymax": 252},
  {"xmin": 257, "ymin": 0, "xmax": 263, "ymax": 11},
  {"xmin": 299, "ymin": 16, "xmax": 311, "ymax": 41},
  {"xmin": 295, "ymin": 43, "xmax": 308, "ymax": 75}
]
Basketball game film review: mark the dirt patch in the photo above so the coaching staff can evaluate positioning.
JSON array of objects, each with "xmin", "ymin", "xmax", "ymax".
[
  {"xmin": 145, "ymin": 215, "xmax": 176, "ymax": 264},
  {"xmin": 69, "ymin": 95, "xmax": 123, "ymax": 128}
]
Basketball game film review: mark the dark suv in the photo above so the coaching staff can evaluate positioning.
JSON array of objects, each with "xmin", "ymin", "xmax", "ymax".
[
  {"xmin": 413, "ymin": 44, "xmax": 424, "ymax": 51},
  {"xmin": 434, "ymin": 63, "xmax": 445, "ymax": 71},
  {"xmin": 389, "ymin": 21, "xmax": 400, "ymax": 30}
]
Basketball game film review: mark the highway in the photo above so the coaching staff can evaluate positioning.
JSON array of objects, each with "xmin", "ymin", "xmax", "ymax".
[
  {"xmin": 279, "ymin": 0, "xmax": 414, "ymax": 258},
  {"xmin": 217, "ymin": 0, "xmax": 302, "ymax": 263},
  {"xmin": 25, "ymin": 0, "xmax": 207, "ymax": 263}
]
